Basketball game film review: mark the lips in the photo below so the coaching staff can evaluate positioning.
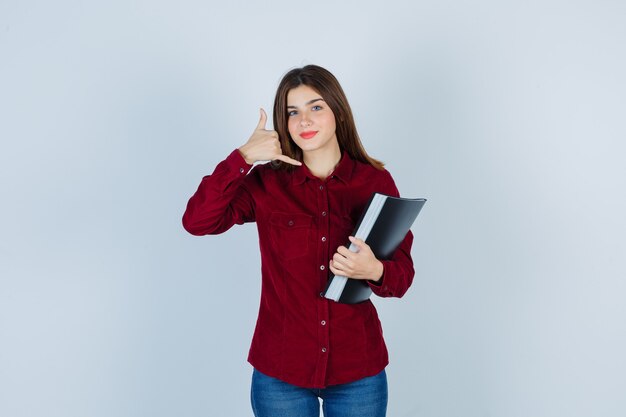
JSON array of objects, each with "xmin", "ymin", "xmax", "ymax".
[{"xmin": 299, "ymin": 131, "xmax": 318, "ymax": 139}]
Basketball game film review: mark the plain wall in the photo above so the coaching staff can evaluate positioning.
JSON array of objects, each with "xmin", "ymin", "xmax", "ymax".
[{"xmin": 1, "ymin": 1, "xmax": 625, "ymax": 416}]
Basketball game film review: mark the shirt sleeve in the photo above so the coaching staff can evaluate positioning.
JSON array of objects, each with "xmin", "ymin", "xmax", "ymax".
[
  {"xmin": 182, "ymin": 149, "xmax": 255, "ymax": 235},
  {"xmin": 367, "ymin": 170, "xmax": 416, "ymax": 298}
]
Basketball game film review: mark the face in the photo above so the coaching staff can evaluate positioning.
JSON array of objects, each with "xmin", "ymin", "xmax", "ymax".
[{"xmin": 286, "ymin": 85, "xmax": 338, "ymax": 155}]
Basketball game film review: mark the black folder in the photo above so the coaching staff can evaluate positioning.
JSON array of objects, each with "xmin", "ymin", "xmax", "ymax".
[{"xmin": 322, "ymin": 193, "xmax": 426, "ymax": 304}]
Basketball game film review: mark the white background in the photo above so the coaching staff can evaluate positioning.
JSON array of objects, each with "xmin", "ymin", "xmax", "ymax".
[{"xmin": 1, "ymin": 1, "xmax": 625, "ymax": 416}]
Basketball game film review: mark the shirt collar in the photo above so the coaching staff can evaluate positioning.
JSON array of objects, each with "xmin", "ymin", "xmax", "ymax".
[{"xmin": 292, "ymin": 151, "xmax": 355, "ymax": 186}]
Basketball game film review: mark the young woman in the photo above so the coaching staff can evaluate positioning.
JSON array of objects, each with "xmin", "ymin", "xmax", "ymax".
[{"xmin": 182, "ymin": 65, "xmax": 414, "ymax": 417}]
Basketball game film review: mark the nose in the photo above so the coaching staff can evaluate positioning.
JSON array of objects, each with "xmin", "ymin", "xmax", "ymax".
[{"xmin": 299, "ymin": 113, "xmax": 312, "ymax": 127}]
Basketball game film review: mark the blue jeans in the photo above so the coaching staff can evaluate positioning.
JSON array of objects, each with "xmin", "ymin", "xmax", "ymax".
[{"xmin": 250, "ymin": 368, "xmax": 388, "ymax": 417}]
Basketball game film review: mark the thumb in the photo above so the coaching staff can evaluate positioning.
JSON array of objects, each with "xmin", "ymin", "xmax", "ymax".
[{"xmin": 256, "ymin": 108, "xmax": 267, "ymax": 130}]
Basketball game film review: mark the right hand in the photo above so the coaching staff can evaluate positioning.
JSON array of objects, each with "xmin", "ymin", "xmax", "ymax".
[{"xmin": 238, "ymin": 108, "xmax": 302, "ymax": 166}]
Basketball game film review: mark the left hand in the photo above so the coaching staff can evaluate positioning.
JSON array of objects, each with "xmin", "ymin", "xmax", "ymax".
[{"xmin": 329, "ymin": 236, "xmax": 384, "ymax": 282}]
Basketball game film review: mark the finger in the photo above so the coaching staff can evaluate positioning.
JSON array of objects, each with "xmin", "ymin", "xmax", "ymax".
[
  {"xmin": 273, "ymin": 154, "xmax": 302, "ymax": 166},
  {"xmin": 336, "ymin": 246, "xmax": 354, "ymax": 258},
  {"xmin": 329, "ymin": 261, "xmax": 344, "ymax": 276},
  {"xmin": 330, "ymin": 259, "xmax": 350, "ymax": 273},
  {"xmin": 332, "ymin": 252, "xmax": 346, "ymax": 265},
  {"xmin": 348, "ymin": 236, "xmax": 367, "ymax": 251},
  {"xmin": 256, "ymin": 108, "xmax": 267, "ymax": 130},
  {"xmin": 333, "ymin": 253, "xmax": 353, "ymax": 270}
]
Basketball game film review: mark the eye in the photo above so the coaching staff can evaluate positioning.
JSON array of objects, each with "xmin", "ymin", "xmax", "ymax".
[
  {"xmin": 312, "ymin": 105, "xmax": 322, "ymax": 111},
  {"xmin": 288, "ymin": 110, "xmax": 298, "ymax": 117}
]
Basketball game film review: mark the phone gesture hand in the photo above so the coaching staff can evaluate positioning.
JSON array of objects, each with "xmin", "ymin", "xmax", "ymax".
[{"xmin": 238, "ymin": 108, "xmax": 301, "ymax": 166}]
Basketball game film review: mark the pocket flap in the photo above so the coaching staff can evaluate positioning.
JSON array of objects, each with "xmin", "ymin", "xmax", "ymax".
[{"xmin": 269, "ymin": 212, "xmax": 313, "ymax": 229}]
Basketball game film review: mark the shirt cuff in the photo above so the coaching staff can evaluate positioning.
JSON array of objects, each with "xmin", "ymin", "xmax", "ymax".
[
  {"xmin": 368, "ymin": 260, "xmax": 395, "ymax": 297},
  {"xmin": 226, "ymin": 148, "xmax": 253, "ymax": 176}
]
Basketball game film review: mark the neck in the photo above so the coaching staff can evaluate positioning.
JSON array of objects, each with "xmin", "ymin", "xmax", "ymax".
[{"xmin": 303, "ymin": 142, "xmax": 342, "ymax": 180}]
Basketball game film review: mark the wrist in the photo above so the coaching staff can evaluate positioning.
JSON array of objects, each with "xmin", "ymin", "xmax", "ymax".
[
  {"xmin": 237, "ymin": 146, "xmax": 254, "ymax": 165},
  {"xmin": 371, "ymin": 260, "xmax": 384, "ymax": 282}
]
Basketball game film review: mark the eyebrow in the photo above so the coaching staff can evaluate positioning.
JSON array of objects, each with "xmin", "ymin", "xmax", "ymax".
[{"xmin": 287, "ymin": 98, "xmax": 324, "ymax": 109}]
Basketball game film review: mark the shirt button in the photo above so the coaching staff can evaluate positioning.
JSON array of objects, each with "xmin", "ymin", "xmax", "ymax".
[
  {"xmin": 239, "ymin": 168, "xmax": 244, "ymax": 174},
  {"xmin": 320, "ymin": 265, "xmax": 325, "ymax": 271},
  {"xmin": 319, "ymin": 185, "xmax": 324, "ymax": 190},
  {"xmin": 321, "ymin": 236, "xmax": 326, "ymax": 242},
  {"xmin": 321, "ymin": 347, "xmax": 327, "ymax": 353},
  {"xmin": 320, "ymin": 292, "xmax": 324, "ymax": 297},
  {"xmin": 321, "ymin": 320, "xmax": 326, "ymax": 326},
  {"xmin": 321, "ymin": 211, "xmax": 327, "ymax": 216},
  {"xmin": 288, "ymin": 220, "xmax": 294, "ymax": 226}
]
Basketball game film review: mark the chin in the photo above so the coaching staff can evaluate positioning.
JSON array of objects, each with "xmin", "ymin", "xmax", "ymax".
[
  {"xmin": 298, "ymin": 143, "xmax": 323, "ymax": 153},
  {"xmin": 293, "ymin": 139, "xmax": 316, "ymax": 150}
]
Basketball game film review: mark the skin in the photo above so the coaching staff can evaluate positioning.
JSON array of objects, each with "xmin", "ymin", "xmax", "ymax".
[
  {"xmin": 238, "ymin": 108, "xmax": 301, "ymax": 167},
  {"xmin": 286, "ymin": 85, "xmax": 341, "ymax": 179},
  {"xmin": 238, "ymin": 85, "xmax": 384, "ymax": 282}
]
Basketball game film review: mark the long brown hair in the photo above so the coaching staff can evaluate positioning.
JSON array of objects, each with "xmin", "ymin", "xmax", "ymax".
[{"xmin": 272, "ymin": 65, "xmax": 384, "ymax": 171}]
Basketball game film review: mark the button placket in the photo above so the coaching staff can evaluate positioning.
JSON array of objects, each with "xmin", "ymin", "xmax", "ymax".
[
  {"xmin": 317, "ymin": 180, "xmax": 330, "ymax": 281},
  {"xmin": 314, "ymin": 179, "xmax": 331, "ymax": 386}
]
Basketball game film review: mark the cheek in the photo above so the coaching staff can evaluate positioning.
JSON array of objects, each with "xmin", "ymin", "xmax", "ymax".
[
  {"xmin": 287, "ymin": 119, "xmax": 298, "ymax": 136},
  {"xmin": 321, "ymin": 113, "xmax": 336, "ymax": 131}
]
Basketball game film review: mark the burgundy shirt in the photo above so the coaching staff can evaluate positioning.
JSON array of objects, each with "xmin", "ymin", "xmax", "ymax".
[{"xmin": 182, "ymin": 149, "xmax": 414, "ymax": 388}]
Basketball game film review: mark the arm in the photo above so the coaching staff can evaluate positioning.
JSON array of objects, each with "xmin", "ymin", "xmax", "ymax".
[
  {"xmin": 370, "ymin": 230, "xmax": 414, "ymax": 298},
  {"xmin": 328, "ymin": 232, "xmax": 414, "ymax": 298},
  {"xmin": 328, "ymin": 170, "xmax": 416, "ymax": 298},
  {"xmin": 182, "ymin": 149, "xmax": 255, "ymax": 235},
  {"xmin": 182, "ymin": 108, "xmax": 301, "ymax": 236},
  {"xmin": 368, "ymin": 171, "xmax": 416, "ymax": 298}
]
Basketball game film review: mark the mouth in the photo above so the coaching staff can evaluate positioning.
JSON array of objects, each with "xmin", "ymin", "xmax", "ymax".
[{"xmin": 299, "ymin": 131, "xmax": 318, "ymax": 139}]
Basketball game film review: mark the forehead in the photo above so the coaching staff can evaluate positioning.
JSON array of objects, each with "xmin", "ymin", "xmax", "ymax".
[{"xmin": 287, "ymin": 85, "xmax": 323, "ymax": 105}]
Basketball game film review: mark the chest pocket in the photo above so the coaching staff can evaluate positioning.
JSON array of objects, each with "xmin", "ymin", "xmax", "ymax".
[{"xmin": 269, "ymin": 212, "xmax": 313, "ymax": 261}]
